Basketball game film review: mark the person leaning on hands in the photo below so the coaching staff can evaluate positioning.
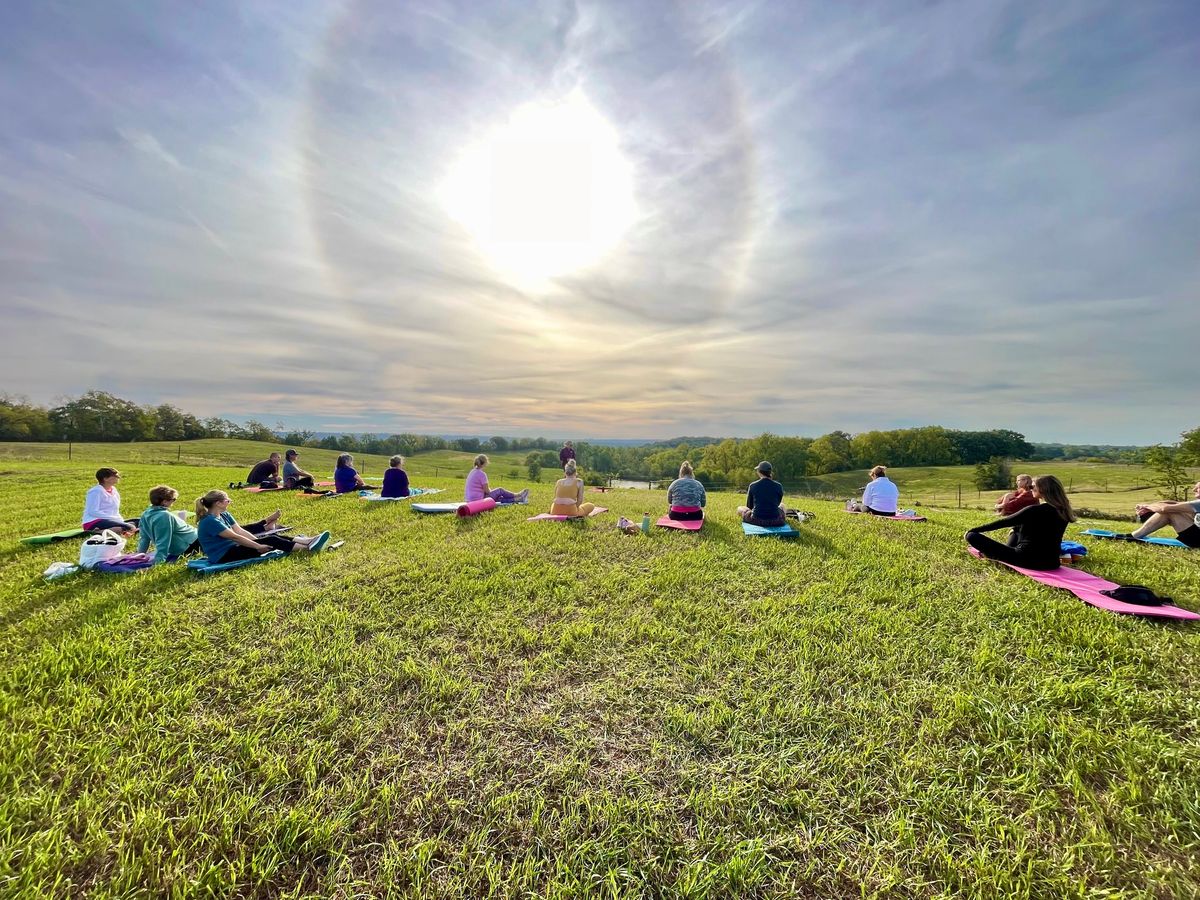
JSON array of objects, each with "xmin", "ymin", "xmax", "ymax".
[{"xmin": 137, "ymin": 484, "xmax": 199, "ymax": 563}]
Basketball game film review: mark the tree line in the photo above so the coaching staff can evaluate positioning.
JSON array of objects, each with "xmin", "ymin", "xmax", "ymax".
[{"xmin": 3, "ymin": 391, "xmax": 1196, "ymax": 491}]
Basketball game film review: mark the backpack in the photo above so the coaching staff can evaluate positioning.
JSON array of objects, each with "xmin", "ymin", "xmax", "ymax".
[
  {"xmin": 79, "ymin": 529, "xmax": 127, "ymax": 569},
  {"xmin": 1100, "ymin": 585, "xmax": 1173, "ymax": 607}
]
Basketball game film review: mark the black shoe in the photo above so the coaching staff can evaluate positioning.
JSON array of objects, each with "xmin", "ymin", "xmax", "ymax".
[{"xmin": 1116, "ymin": 533, "xmax": 1140, "ymax": 542}]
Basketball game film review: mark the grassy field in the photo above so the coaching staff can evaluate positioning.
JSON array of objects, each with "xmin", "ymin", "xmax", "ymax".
[
  {"xmin": 2, "ymin": 448, "xmax": 1200, "ymax": 897},
  {"xmin": 799, "ymin": 460, "xmax": 1197, "ymax": 518}
]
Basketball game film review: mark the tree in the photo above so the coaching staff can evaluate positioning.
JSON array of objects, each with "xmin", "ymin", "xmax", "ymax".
[
  {"xmin": 1145, "ymin": 445, "xmax": 1192, "ymax": 500},
  {"xmin": 525, "ymin": 452, "xmax": 542, "ymax": 483},
  {"xmin": 49, "ymin": 391, "xmax": 152, "ymax": 441},
  {"xmin": 0, "ymin": 394, "xmax": 52, "ymax": 440},
  {"xmin": 973, "ymin": 457, "xmax": 1012, "ymax": 491},
  {"xmin": 1179, "ymin": 426, "xmax": 1200, "ymax": 466},
  {"xmin": 808, "ymin": 430, "xmax": 853, "ymax": 474}
]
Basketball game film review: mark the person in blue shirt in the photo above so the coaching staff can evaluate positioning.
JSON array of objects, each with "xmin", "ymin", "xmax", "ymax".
[
  {"xmin": 737, "ymin": 461, "xmax": 787, "ymax": 527},
  {"xmin": 334, "ymin": 453, "xmax": 378, "ymax": 493},
  {"xmin": 381, "ymin": 455, "xmax": 411, "ymax": 498},
  {"xmin": 194, "ymin": 490, "xmax": 328, "ymax": 564}
]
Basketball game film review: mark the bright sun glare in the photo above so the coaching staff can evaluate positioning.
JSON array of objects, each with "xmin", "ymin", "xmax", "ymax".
[{"xmin": 440, "ymin": 92, "xmax": 636, "ymax": 287}]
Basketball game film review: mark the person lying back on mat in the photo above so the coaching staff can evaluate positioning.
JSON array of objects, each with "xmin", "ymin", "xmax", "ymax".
[
  {"xmin": 965, "ymin": 475, "xmax": 1075, "ymax": 570},
  {"xmin": 549, "ymin": 459, "xmax": 595, "ymax": 517},
  {"xmin": 738, "ymin": 461, "xmax": 787, "ymax": 527},
  {"xmin": 247, "ymin": 452, "xmax": 283, "ymax": 488},
  {"xmin": 1122, "ymin": 481, "xmax": 1200, "ymax": 547},
  {"xmin": 82, "ymin": 467, "xmax": 138, "ymax": 534},
  {"xmin": 995, "ymin": 473, "xmax": 1038, "ymax": 515},
  {"xmin": 137, "ymin": 484, "xmax": 200, "ymax": 563},
  {"xmin": 281, "ymin": 449, "xmax": 315, "ymax": 489},
  {"xmin": 858, "ymin": 465, "xmax": 899, "ymax": 515},
  {"xmin": 381, "ymin": 455, "xmax": 411, "ymax": 498},
  {"xmin": 666, "ymin": 461, "xmax": 706, "ymax": 521},
  {"xmin": 334, "ymin": 453, "xmax": 378, "ymax": 493},
  {"xmin": 195, "ymin": 490, "xmax": 326, "ymax": 564},
  {"xmin": 465, "ymin": 454, "xmax": 530, "ymax": 504}
]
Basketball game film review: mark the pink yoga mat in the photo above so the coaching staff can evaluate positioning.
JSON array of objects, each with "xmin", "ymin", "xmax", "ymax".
[
  {"xmin": 527, "ymin": 506, "xmax": 608, "ymax": 521},
  {"xmin": 457, "ymin": 498, "xmax": 497, "ymax": 517},
  {"xmin": 657, "ymin": 516, "xmax": 703, "ymax": 531},
  {"xmin": 968, "ymin": 548, "xmax": 1199, "ymax": 620},
  {"xmin": 242, "ymin": 485, "xmax": 285, "ymax": 493}
]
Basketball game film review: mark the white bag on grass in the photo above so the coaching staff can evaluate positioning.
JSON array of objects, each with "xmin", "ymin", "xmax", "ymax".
[{"xmin": 79, "ymin": 529, "xmax": 126, "ymax": 569}]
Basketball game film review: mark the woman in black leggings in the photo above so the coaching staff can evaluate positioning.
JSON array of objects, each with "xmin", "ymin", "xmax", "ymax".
[
  {"xmin": 195, "ymin": 490, "xmax": 328, "ymax": 564},
  {"xmin": 965, "ymin": 475, "xmax": 1075, "ymax": 570}
]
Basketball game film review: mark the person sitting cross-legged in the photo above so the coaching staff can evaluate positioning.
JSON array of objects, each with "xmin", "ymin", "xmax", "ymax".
[
  {"xmin": 738, "ymin": 461, "xmax": 787, "ymax": 528},
  {"xmin": 666, "ymin": 461, "xmax": 706, "ymax": 521},
  {"xmin": 1121, "ymin": 481, "xmax": 1200, "ymax": 547},
  {"xmin": 549, "ymin": 459, "xmax": 595, "ymax": 517}
]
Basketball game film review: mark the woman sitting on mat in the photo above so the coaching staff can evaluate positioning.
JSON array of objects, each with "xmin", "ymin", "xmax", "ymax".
[
  {"xmin": 666, "ymin": 461, "xmax": 706, "ymax": 521},
  {"xmin": 381, "ymin": 455, "xmax": 411, "ymax": 498},
  {"xmin": 195, "ymin": 490, "xmax": 327, "ymax": 564},
  {"xmin": 465, "ymin": 454, "xmax": 530, "ymax": 504},
  {"xmin": 334, "ymin": 453, "xmax": 378, "ymax": 493},
  {"xmin": 281, "ymin": 449, "xmax": 316, "ymax": 490},
  {"xmin": 738, "ymin": 461, "xmax": 787, "ymax": 527},
  {"xmin": 82, "ymin": 467, "xmax": 138, "ymax": 534},
  {"xmin": 549, "ymin": 459, "xmax": 595, "ymax": 517},
  {"xmin": 1122, "ymin": 481, "xmax": 1200, "ymax": 547},
  {"xmin": 965, "ymin": 474, "xmax": 1075, "ymax": 570},
  {"xmin": 995, "ymin": 473, "xmax": 1038, "ymax": 515},
  {"xmin": 859, "ymin": 465, "xmax": 899, "ymax": 515},
  {"xmin": 137, "ymin": 485, "xmax": 199, "ymax": 563}
]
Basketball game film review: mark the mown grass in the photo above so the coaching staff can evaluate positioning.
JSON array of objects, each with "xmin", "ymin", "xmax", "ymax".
[{"xmin": 2, "ymin": 458, "xmax": 1199, "ymax": 898}]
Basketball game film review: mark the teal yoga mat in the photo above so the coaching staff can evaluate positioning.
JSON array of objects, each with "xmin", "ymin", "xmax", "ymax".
[
  {"xmin": 1082, "ymin": 528, "xmax": 1191, "ymax": 549},
  {"xmin": 742, "ymin": 522, "xmax": 798, "ymax": 539}
]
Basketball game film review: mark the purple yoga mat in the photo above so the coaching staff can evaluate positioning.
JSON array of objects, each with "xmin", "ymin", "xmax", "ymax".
[
  {"xmin": 968, "ymin": 548, "xmax": 1199, "ymax": 620},
  {"xmin": 457, "ymin": 498, "xmax": 497, "ymax": 517},
  {"xmin": 656, "ymin": 516, "xmax": 703, "ymax": 531},
  {"xmin": 527, "ymin": 507, "xmax": 608, "ymax": 521}
]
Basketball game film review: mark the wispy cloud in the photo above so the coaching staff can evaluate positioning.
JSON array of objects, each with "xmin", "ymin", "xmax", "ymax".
[{"xmin": 1, "ymin": 0, "xmax": 1197, "ymax": 442}]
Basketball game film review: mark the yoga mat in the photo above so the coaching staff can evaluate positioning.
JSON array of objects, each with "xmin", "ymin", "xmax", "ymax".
[
  {"xmin": 742, "ymin": 522, "xmax": 798, "ymax": 539},
  {"xmin": 844, "ymin": 510, "xmax": 927, "ymax": 521},
  {"xmin": 412, "ymin": 503, "xmax": 463, "ymax": 514},
  {"xmin": 968, "ymin": 548, "xmax": 1199, "ymax": 620},
  {"xmin": 657, "ymin": 516, "xmax": 703, "ymax": 531},
  {"xmin": 242, "ymin": 485, "xmax": 286, "ymax": 493},
  {"xmin": 1081, "ymin": 528, "xmax": 1190, "ymax": 549},
  {"xmin": 458, "ymin": 498, "xmax": 498, "ymax": 517},
  {"xmin": 298, "ymin": 491, "xmax": 346, "ymax": 500},
  {"xmin": 527, "ymin": 507, "xmax": 608, "ymax": 522},
  {"xmin": 315, "ymin": 481, "xmax": 335, "ymax": 487},
  {"xmin": 187, "ymin": 550, "xmax": 285, "ymax": 575},
  {"xmin": 362, "ymin": 488, "xmax": 442, "ymax": 502},
  {"xmin": 21, "ymin": 527, "xmax": 88, "ymax": 545}
]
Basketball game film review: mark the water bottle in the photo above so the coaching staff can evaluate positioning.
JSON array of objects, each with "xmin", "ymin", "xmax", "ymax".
[{"xmin": 640, "ymin": 513, "xmax": 650, "ymax": 534}]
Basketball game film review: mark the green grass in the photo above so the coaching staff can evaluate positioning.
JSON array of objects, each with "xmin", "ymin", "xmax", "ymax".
[{"xmin": 2, "ymin": 453, "xmax": 1200, "ymax": 897}]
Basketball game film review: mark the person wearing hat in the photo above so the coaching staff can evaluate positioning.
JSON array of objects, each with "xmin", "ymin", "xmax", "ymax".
[
  {"xmin": 738, "ymin": 461, "xmax": 787, "ymax": 527},
  {"xmin": 281, "ymin": 449, "xmax": 316, "ymax": 490}
]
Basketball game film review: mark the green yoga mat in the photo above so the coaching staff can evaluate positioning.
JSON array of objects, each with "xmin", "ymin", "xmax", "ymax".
[{"xmin": 21, "ymin": 528, "xmax": 88, "ymax": 545}]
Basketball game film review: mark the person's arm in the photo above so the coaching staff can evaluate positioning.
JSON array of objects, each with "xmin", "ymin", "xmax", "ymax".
[
  {"xmin": 219, "ymin": 526, "xmax": 268, "ymax": 551},
  {"xmin": 967, "ymin": 504, "xmax": 1039, "ymax": 534},
  {"xmin": 862, "ymin": 481, "xmax": 877, "ymax": 507},
  {"xmin": 576, "ymin": 479, "xmax": 584, "ymax": 505},
  {"xmin": 667, "ymin": 481, "xmax": 677, "ymax": 506},
  {"xmin": 699, "ymin": 485, "xmax": 706, "ymax": 508},
  {"xmin": 745, "ymin": 485, "xmax": 755, "ymax": 510},
  {"xmin": 136, "ymin": 522, "xmax": 151, "ymax": 555},
  {"xmin": 1142, "ymin": 500, "xmax": 1196, "ymax": 515}
]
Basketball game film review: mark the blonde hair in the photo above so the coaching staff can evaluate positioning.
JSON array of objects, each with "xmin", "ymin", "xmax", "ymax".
[
  {"xmin": 195, "ymin": 489, "xmax": 228, "ymax": 520},
  {"xmin": 389, "ymin": 455, "xmax": 404, "ymax": 468},
  {"xmin": 679, "ymin": 461, "xmax": 694, "ymax": 478},
  {"xmin": 473, "ymin": 454, "xmax": 489, "ymax": 468},
  {"xmin": 149, "ymin": 485, "xmax": 177, "ymax": 506},
  {"xmin": 870, "ymin": 465, "xmax": 887, "ymax": 478},
  {"xmin": 1034, "ymin": 475, "xmax": 1076, "ymax": 523},
  {"xmin": 1016, "ymin": 473, "xmax": 1033, "ymax": 489},
  {"xmin": 564, "ymin": 459, "xmax": 577, "ymax": 476}
]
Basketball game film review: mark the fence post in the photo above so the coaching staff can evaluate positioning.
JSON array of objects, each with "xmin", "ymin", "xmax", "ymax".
[
  {"xmin": 68, "ymin": 442, "xmax": 72, "ymax": 460},
  {"xmin": 177, "ymin": 444, "xmax": 182, "ymax": 460},
  {"xmin": 957, "ymin": 483, "xmax": 961, "ymax": 508}
]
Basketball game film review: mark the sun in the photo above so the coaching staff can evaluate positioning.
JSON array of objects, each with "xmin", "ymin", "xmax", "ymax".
[{"xmin": 440, "ymin": 91, "xmax": 636, "ymax": 287}]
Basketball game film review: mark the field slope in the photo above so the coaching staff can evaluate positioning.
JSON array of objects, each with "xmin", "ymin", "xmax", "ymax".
[{"xmin": 2, "ymin": 457, "xmax": 1199, "ymax": 898}]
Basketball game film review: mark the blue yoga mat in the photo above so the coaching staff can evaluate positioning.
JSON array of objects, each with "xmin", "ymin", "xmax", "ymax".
[
  {"xmin": 1081, "ymin": 528, "xmax": 1190, "ymax": 549},
  {"xmin": 187, "ymin": 550, "xmax": 285, "ymax": 574},
  {"xmin": 742, "ymin": 522, "xmax": 798, "ymax": 538}
]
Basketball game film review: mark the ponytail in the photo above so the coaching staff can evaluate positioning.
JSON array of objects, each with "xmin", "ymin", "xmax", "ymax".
[{"xmin": 195, "ymin": 489, "xmax": 228, "ymax": 520}]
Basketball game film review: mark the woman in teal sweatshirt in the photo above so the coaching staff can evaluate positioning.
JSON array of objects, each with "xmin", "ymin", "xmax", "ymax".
[{"xmin": 137, "ymin": 485, "xmax": 200, "ymax": 563}]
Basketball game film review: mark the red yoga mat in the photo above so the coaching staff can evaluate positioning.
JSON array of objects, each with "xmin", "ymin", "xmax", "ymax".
[
  {"xmin": 457, "ymin": 498, "xmax": 497, "ymax": 517},
  {"xmin": 656, "ymin": 516, "xmax": 703, "ymax": 531},
  {"xmin": 968, "ymin": 547, "xmax": 1199, "ymax": 619}
]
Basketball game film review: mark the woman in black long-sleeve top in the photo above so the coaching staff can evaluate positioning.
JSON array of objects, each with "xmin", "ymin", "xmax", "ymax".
[{"xmin": 965, "ymin": 475, "xmax": 1076, "ymax": 570}]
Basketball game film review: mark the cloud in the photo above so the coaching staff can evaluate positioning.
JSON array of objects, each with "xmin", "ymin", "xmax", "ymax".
[{"xmin": 0, "ymin": 0, "xmax": 1198, "ymax": 443}]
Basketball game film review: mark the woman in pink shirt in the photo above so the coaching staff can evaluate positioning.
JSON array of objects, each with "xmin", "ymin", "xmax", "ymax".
[{"xmin": 465, "ymin": 454, "xmax": 529, "ymax": 504}]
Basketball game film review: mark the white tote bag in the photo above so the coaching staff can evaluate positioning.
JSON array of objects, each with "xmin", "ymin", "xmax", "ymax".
[{"xmin": 79, "ymin": 529, "xmax": 126, "ymax": 569}]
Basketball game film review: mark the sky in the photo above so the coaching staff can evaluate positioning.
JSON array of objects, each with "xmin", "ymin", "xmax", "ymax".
[{"xmin": 1, "ymin": 0, "xmax": 1198, "ymax": 443}]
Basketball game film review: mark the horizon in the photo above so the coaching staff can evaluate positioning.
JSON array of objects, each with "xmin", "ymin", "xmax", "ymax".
[{"xmin": 3, "ymin": 1, "xmax": 1199, "ymax": 444}]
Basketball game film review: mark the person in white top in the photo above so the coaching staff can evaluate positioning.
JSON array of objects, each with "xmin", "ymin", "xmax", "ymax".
[
  {"xmin": 82, "ymin": 467, "xmax": 138, "ymax": 533},
  {"xmin": 860, "ymin": 465, "xmax": 899, "ymax": 515}
]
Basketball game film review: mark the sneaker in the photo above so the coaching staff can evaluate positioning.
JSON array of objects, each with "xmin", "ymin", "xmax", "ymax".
[
  {"xmin": 1117, "ymin": 533, "xmax": 1141, "ymax": 542},
  {"xmin": 308, "ymin": 531, "xmax": 331, "ymax": 553},
  {"xmin": 515, "ymin": 489, "xmax": 530, "ymax": 503}
]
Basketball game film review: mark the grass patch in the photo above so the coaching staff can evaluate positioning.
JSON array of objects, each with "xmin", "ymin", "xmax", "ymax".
[{"xmin": 1, "ymin": 458, "xmax": 1199, "ymax": 897}]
